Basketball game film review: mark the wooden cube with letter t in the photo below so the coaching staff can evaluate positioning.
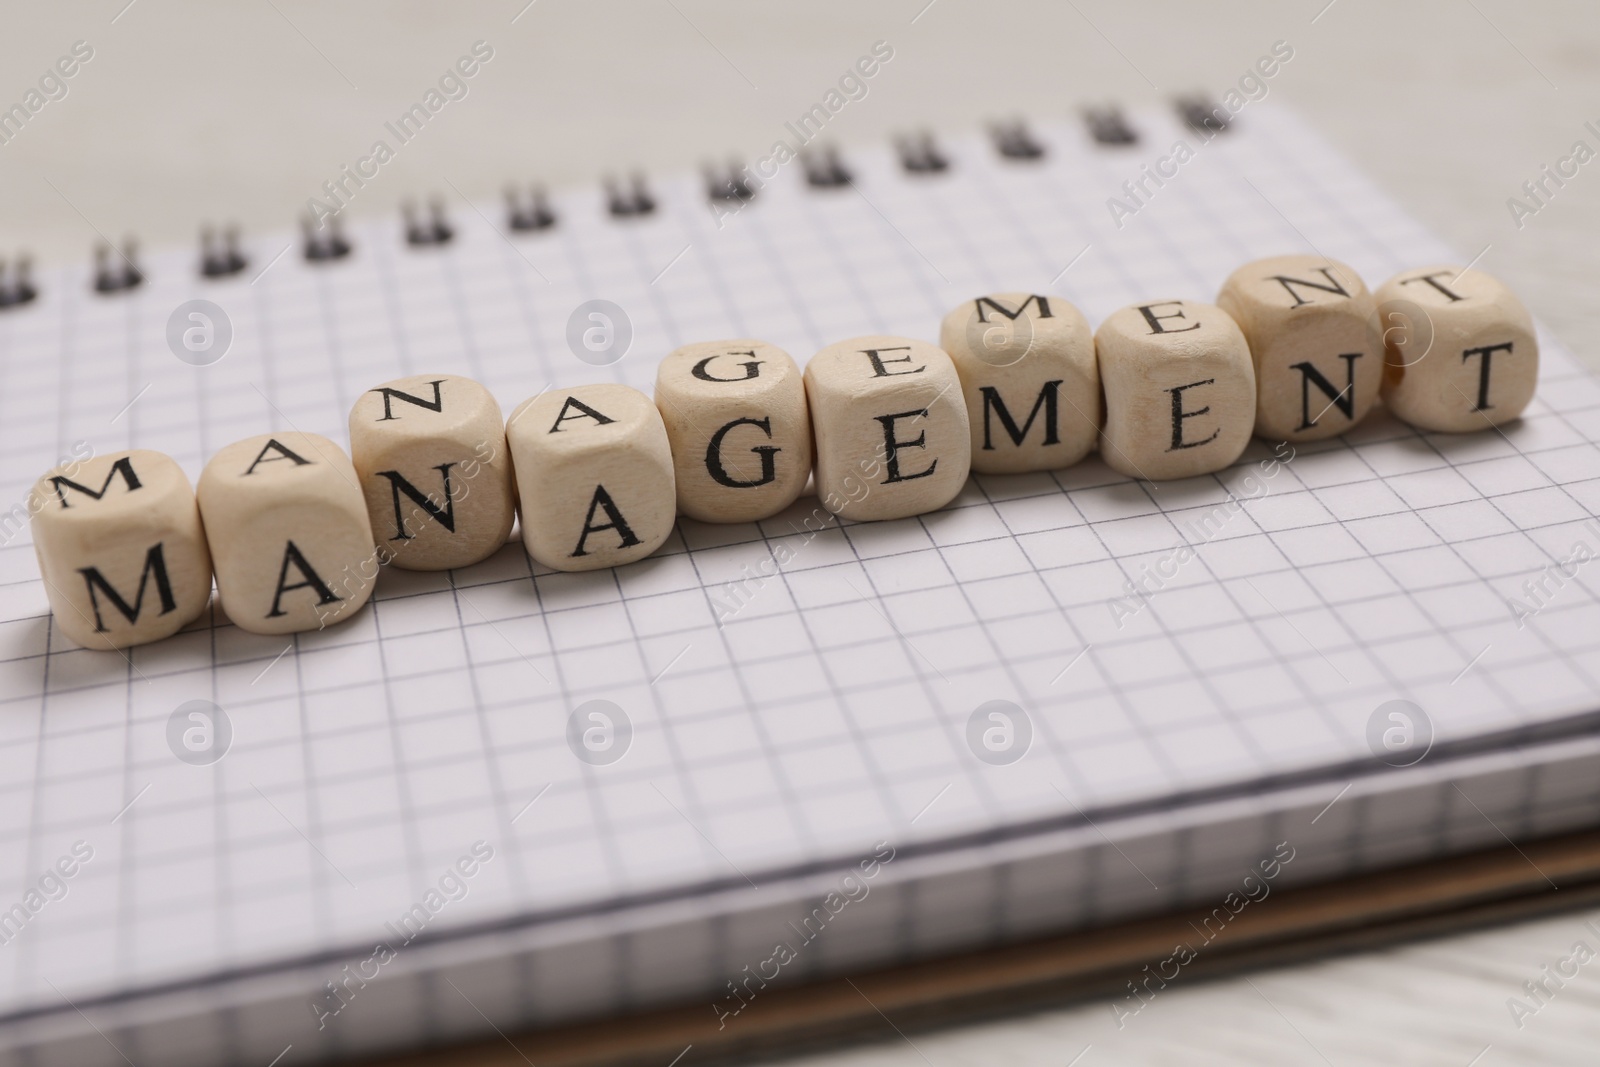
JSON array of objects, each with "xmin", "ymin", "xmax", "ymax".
[
  {"xmin": 1373, "ymin": 264, "xmax": 1538, "ymax": 432},
  {"xmin": 653, "ymin": 340, "xmax": 812, "ymax": 523},
  {"xmin": 1217, "ymin": 254, "xmax": 1380, "ymax": 441},
  {"xmin": 804, "ymin": 335, "xmax": 971, "ymax": 521},
  {"xmin": 348, "ymin": 373, "xmax": 516, "ymax": 570},
  {"xmin": 29, "ymin": 450, "xmax": 212, "ymax": 649},
  {"xmin": 506, "ymin": 384, "xmax": 676, "ymax": 571},
  {"xmin": 197, "ymin": 433, "xmax": 375, "ymax": 634},
  {"xmin": 1095, "ymin": 300, "xmax": 1255, "ymax": 481},
  {"xmin": 939, "ymin": 293, "xmax": 1100, "ymax": 474}
]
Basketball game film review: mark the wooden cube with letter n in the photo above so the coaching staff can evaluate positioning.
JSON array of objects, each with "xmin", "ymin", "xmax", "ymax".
[
  {"xmin": 654, "ymin": 340, "xmax": 812, "ymax": 523},
  {"xmin": 348, "ymin": 373, "xmax": 516, "ymax": 570},
  {"xmin": 939, "ymin": 292, "xmax": 1100, "ymax": 474},
  {"xmin": 804, "ymin": 335, "xmax": 971, "ymax": 521},
  {"xmin": 1217, "ymin": 254, "xmax": 1380, "ymax": 441},
  {"xmin": 506, "ymin": 384, "xmax": 676, "ymax": 572},
  {"xmin": 29, "ymin": 449, "xmax": 212, "ymax": 649},
  {"xmin": 197, "ymin": 433, "xmax": 375, "ymax": 634}
]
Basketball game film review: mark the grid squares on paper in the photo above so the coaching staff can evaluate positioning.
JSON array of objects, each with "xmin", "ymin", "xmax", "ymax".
[{"xmin": 0, "ymin": 103, "xmax": 1595, "ymax": 1025}]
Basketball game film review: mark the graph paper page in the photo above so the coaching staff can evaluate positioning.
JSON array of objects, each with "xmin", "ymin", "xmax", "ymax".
[{"xmin": 0, "ymin": 103, "xmax": 1596, "ymax": 1015}]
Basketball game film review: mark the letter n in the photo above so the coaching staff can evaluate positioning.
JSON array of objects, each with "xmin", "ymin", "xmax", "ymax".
[{"xmin": 375, "ymin": 464, "xmax": 457, "ymax": 539}]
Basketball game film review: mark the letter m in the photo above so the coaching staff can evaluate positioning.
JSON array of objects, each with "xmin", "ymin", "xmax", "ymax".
[
  {"xmin": 973, "ymin": 294, "xmax": 1053, "ymax": 323},
  {"xmin": 51, "ymin": 457, "xmax": 141, "ymax": 508},
  {"xmin": 79, "ymin": 544, "xmax": 178, "ymax": 632},
  {"xmin": 979, "ymin": 382, "xmax": 1062, "ymax": 450}
]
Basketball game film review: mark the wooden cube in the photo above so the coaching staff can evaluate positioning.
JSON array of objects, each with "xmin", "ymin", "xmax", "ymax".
[
  {"xmin": 348, "ymin": 373, "xmax": 516, "ymax": 571},
  {"xmin": 939, "ymin": 292, "xmax": 1100, "ymax": 474},
  {"xmin": 506, "ymin": 384, "xmax": 676, "ymax": 571},
  {"xmin": 1216, "ymin": 255, "xmax": 1380, "ymax": 441},
  {"xmin": 197, "ymin": 433, "xmax": 375, "ymax": 635},
  {"xmin": 1095, "ymin": 300, "xmax": 1255, "ymax": 481},
  {"xmin": 804, "ymin": 335, "xmax": 971, "ymax": 521},
  {"xmin": 653, "ymin": 340, "xmax": 812, "ymax": 523},
  {"xmin": 1373, "ymin": 264, "xmax": 1538, "ymax": 432},
  {"xmin": 28, "ymin": 449, "xmax": 212, "ymax": 650}
]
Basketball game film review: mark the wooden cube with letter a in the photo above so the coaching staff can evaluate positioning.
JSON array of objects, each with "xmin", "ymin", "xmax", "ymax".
[
  {"xmin": 348, "ymin": 373, "xmax": 516, "ymax": 570},
  {"xmin": 1095, "ymin": 300, "xmax": 1255, "ymax": 481},
  {"xmin": 1216, "ymin": 254, "xmax": 1379, "ymax": 441},
  {"xmin": 197, "ymin": 433, "xmax": 375, "ymax": 635},
  {"xmin": 506, "ymin": 384, "xmax": 676, "ymax": 572},
  {"xmin": 654, "ymin": 340, "xmax": 812, "ymax": 523},
  {"xmin": 939, "ymin": 293, "xmax": 1100, "ymax": 474},
  {"xmin": 1373, "ymin": 264, "xmax": 1538, "ymax": 432},
  {"xmin": 804, "ymin": 335, "xmax": 971, "ymax": 521},
  {"xmin": 28, "ymin": 449, "xmax": 212, "ymax": 650}
]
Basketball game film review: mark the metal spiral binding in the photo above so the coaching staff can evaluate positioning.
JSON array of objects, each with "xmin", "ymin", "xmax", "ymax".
[
  {"xmin": 990, "ymin": 120, "xmax": 1045, "ymax": 160},
  {"xmin": 0, "ymin": 257, "xmax": 37, "ymax": 309},
  {"xmin": 1177, "ymin": 96, "xmax": 1230, "ymax": 136},
  {"xmin": 506, "ymin": 185, "xmax": 556, "ymax": 231},
  {"xmin": 93, "ymin": 241, "xmax": 143, "ymax": 293},
  {"xmin": 1083, "ymin": 105, "xmax": 1138, "ymax": 145},
  {"xmin": 896, "ymin": 131, "xmax": 948, "ymax": 174},
  {"xmin": 704, "ymin": 161, "xmax": 755, "ymax": 204},
  {"xmin": 200, "ymin": 225, "xmax": 248, "ymax": 277},
  {"xmin": 801, "ymin": 145, "xmax": 852, "ymax": 188},
  {"xmin": 302, "ymin": 215, "xmax": 353, "ymax": 262},
  {"xmin": 404, "ymin": 199, "xmax": 454, "ymax": 246},
  {"xmin": 605, "ymin": 173, "xmax": 656, "ymax": 217}
]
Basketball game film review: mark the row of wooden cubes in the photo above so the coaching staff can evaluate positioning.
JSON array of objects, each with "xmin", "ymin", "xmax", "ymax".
[{"xmin": 30, "ymin": 255, "xmax": 1537, "ymax": 649}]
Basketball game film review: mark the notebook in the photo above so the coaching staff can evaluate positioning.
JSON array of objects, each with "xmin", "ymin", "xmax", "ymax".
[{"xmin": 1, "ymin": 101, "xmax": 1598, "ymax": 1067}]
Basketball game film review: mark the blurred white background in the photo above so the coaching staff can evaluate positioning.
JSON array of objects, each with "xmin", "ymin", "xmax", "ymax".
[
  {"xmin": 3, "ymin": 0, "xmax": 1599, "ymax": 361},
  {"xmin": 4, "ymin": 2, "xmax": 1600, "ymax": 1063}
]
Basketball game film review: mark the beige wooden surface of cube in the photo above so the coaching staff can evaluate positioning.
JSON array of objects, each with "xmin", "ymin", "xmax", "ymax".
[
  {"xmin": 1095, "ymin": 300, "xmax": 1256, "ymax": 481},
  {"xmin": 1373, "ymin": 264, "xmax": 1539, "ymax": 433},
  {"xmin": 1216, "ymin": 254, "xmax": 1380, "ymax": 442},
  {"xmin": 803, "ymin": 335, "xmax": 971, "ymax": 521},
  {"xmin": 196, "ymin": 432, "xmax": 376, "ymax": 635},
  {"xmin": 654, "ymin": 340, "xmax": 812, "ymax": 523},
  {"xmin": 506, "ymin": 384, "xmax": 676, "ymax": 572},
  {"xmin": 28, "ymin": 449, "xmax": 212, "ymax": 650},
  {"xmin": 938, "ymin": 293, "xmax": 1100, "ymax": 474},
  {"xmin": 348, "ymin": 373, "xmax": 516, "ymax": 571}
]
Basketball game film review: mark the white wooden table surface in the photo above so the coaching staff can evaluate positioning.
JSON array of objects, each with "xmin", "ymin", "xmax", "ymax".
[{"xmin": 4, "ymin": 2, "xmax": 1599, "ymax": 1064}]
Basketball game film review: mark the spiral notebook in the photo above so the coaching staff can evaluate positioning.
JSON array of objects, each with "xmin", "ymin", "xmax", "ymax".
[{"xmin": 1, "ymin": 101, "xmax": 1599, "ymax": 1067}]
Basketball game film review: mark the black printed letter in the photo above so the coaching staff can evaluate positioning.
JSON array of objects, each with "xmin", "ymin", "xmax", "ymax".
[
  {"xmin": 371, "ymin": 380, "xmax": 446, "ymax": 421},
  {"xmin": 51, "ymin": 456, "xmax": 141, "ymax": 508},
  {"xmin": 572, "ymin": 485, "xmax": 642, "ymax": 556},
  {"xmin": 375, "ymin": 463, "xmax": 457, "ymax": 539},
  {"xmin": 1462, "ymin": 342, "xmax": 1513, "ymax": 411},
  {"xmin": 705, "ymin": 418, "xmax": 779, "ymax": 488},
  {"xmin": 980, "ymin": 382, "xmax": 1062, "ymax": 450},
  {"xmin": 1137, "ymin": 302, "xmax": 1202, "ymax": 335},
  {"xmin": 1289, "ymin": 353, "xmax": 1362, "ymax": 430},
  {"xmin": 78, "ymin": 544, "xmax": 177, "ymax": 631},
  {"xmin": 876, "ymin": 409, "xmax": 936, "ymax": 483},
  {"xmin": 1168, "ymin": 379, "xmax": 1220, "ymax": 451},
  {"xmin": 266, "ymin": 542, "xmax": 341, "ymax": 617}
]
